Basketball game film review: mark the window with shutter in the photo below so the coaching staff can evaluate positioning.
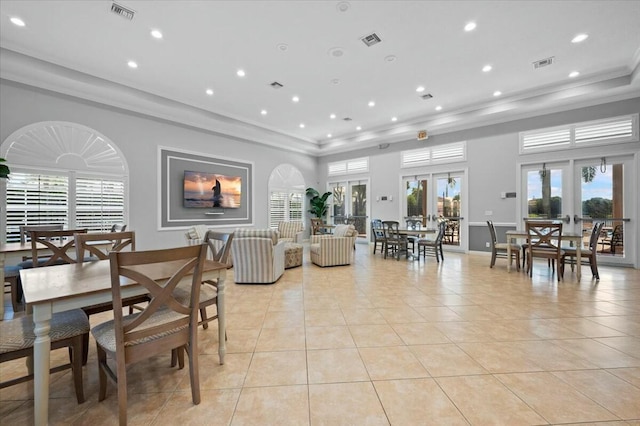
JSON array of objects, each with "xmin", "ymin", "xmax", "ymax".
[
  {"xmin": 401, "ymin": 142, "xmax": 466, "ymax": 168},
  {"xmin": 76, "ymin": 177, "xmax": 125, "ymax": 232},
  {"xmin": 328, "ymin": 157, "xmax": 369, "ymax": 176}
]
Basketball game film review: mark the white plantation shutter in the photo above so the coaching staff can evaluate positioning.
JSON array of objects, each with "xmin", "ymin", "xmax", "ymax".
[
  {"xmin": 401, "ymin": 148, "xmax": 430, "ymax": 167},
  {"xmin": 328, "ymin": 157, "xmax": 369, "ymax": 176},
  {"xmin": 76, "ymin": 177, "xmax": 125, "ymax": 232},
  {"xmin": 288, "ymin": 192, "xmax": 303, "ymax": 221},
  {"xmin": 520, "ymin": 114, "xmax": 638, "ymax": 154},
  {"xmin": 269, "ymin": 191, "xmax": 287, "ymax": 229},
  {"xmin": 5, "ymin": 173, "xmax": 69, "ymax": 242},
  {"xmin": 401, "ymin": 142, "xmax": 466, "ymax": 168}
]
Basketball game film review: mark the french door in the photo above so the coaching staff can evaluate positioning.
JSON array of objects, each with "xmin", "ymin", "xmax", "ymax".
[
  {"xmin": 520, "ymin": 155, "xmax": 635, "ymax": 266},
  {"xmin": 402, "ymin": 169, "xmax": 467, "ymax": 252},
  {"xmin": 328, "ymin": 179, "xmax": 369, "ymax": 239}
]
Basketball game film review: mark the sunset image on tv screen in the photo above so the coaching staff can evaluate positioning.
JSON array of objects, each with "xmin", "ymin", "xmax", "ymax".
[{"xmin": 183, "ymin": 171, "xmax": 242, "ymax": 208}]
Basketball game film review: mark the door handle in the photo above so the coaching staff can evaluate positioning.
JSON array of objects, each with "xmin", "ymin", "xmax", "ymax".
[{"xmin": 563, "ymin": 215, "xmax": 571, "ymax": 224}]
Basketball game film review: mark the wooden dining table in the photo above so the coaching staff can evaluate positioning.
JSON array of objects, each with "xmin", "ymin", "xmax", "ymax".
[
  {"xmin": 20, "ymin": 257, "xmax": 228, "ymax": 426},
  {"xmin": 505, "ymin": 230, "xmax": 584, "ymax": 280}
]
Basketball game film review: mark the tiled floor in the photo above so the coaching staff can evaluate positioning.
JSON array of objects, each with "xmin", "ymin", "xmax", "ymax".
[{"xmin": 2, "ymin": 246, "xmax": 640, "ymax": 425}]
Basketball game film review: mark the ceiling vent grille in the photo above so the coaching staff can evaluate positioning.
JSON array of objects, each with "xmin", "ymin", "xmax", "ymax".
[
  {"xmin": 360, "ymin": 33, "xmax": 382, "ymax": 47},
  {"xmin": 111, "ymin": 2, "xmax": 135, "ymax": 20},
  {"xmin": 343, "ymin": 117, "xmax": 353, "ymax": 121},
  {"xmin": 270, "ymin": 81, "xmax": 283, "ymax": 89},
  {"xmin": 533, "ymin": 56, "xmax": 554, "ymax": 69},
  {"xmin": 421, "ymin": 93, "xmax": 433, "ymax": 100}
]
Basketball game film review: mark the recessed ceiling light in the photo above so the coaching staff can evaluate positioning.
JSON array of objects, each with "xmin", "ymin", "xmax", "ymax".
[
  {"xmin": 127, "ymin": 61, "xmax": 138, "ymax": 69},
  {"xmin": 416, "ymin": 86, "xmax": 425, "ymax": 93},
  {"xmin": 277, "ymin": 43, "xmax": 288, "ymax": 51},
  {"xmin": 330, "ymin": 114, "xmax": 336, "ymax": 119},
  {"xmin": 368, "ymin": 101, "xmax": 375, "ymax": 107},
  {"xmin": 336, "ymin": 1, "xmax": 350, "ymax": 12},
  {"xmin": 482, "ymin": 65, "xmax": 492, "ymax": 72},
  {"xmin": 205, "ymin": 89, "xmax": 214, "ymax": 96},
  {"xmin": 299, "ymin": 123, "xmax": 305, "ymax": 128},
  {"xmin": 464, "ymin": 22, "xmax": 477, "ymax": 32},
  {"xmin": 493, "ymin": 91, "xmax": 502, "ymax": 97},
  {"xmin": 391, "ymin": 117, "xmax": 398, "ymax": 122},
  {"xmin": 435, "ymin": 105, "xmax": 443, "ymax": 111},
  {"xmin": 150, "ymin": 29, "xmax": 163, "ymax": 39},
  {"xmin": 384, "ymin": 55, "xmax": 397, "ymax": 62},
  {"xmin": 569, "ymin": 71, "xmax": 580, "ymax": 78},
  {"xmin": 328, "ymin": 47, "xmax": 345, "ymax": 58},
  {"xmin": 331, "ymin": 78, "xmax": 341, "ymax": 85},
  {"xmin": 236, "ymin": 69, "xmax": 246, "ymax": 77},
  {"xmin": 10, "ymin": 17, "xmax": 25, "ymax": 27},
  {"xmin": 327, "ymin": 133, "xmax": 332, "ymax": 138},
  {"xmin": 571, "ymin": 33, "xmax": 589, "ymax": 43},
  {"xmin": 356, "ymin": 126, "xmax": 362, "ymax": 131},
  {"xmin": 292, "ymin": 96, "xmax": 300, "ymax": 103},
  {"xmin": 261, "ymin": 109, "xmax": 267, "ymax": 115}
]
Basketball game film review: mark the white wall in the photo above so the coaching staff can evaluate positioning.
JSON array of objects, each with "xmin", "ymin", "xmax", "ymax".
[{"xmin": 0, "ymin": 80, "xmax": 318, "ymax": 250}]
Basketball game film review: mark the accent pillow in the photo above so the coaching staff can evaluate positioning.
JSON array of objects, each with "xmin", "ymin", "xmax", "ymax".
[{"xmin": 333, "ymin": 224, "xmax": 349, "ymax": 237}]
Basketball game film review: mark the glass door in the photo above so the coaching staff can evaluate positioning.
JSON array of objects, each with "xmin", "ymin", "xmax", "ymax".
[
  {"xmin": 329, "ymin": 179, "xmax": 370, "ymax": 239},
  {"xmin": 522, "ymin": 162, "xmax": 570, "ymax": 223},
  {"xmin": 402, "ymin": 170, "xmax": 468, "ymax": 252},
  {"xmin": 573, "ymin": 155, "xmax": 634, "ymax": 266}
]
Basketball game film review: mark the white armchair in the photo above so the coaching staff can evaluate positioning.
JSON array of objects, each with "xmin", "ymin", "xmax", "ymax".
[
  {"xmin": 310, "ymin": 224, "xmax": 357, "ymax": 267},
  {"xmin": 231, "ymin": 229, "xmax": 285, "ymax": 284},
  {"xmin": 277, "ymin": 221, "xmax": 304, "ymax": 243}
]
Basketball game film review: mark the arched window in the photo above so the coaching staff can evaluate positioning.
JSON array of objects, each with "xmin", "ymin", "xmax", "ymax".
[
  {"xmin": 268, "ymin": 164, "xmax": 305, "ymax": 228},
  {"xmin": 1, "ymin": 121, "xmax": 128, "ymax": 242}
]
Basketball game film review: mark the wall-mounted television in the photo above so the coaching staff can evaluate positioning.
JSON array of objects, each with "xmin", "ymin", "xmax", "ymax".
[{"xmin": 183, "ymin": 170, "xmax": 242, "ymax": 208}]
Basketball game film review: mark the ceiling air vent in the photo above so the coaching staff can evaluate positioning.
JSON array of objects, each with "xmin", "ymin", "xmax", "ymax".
[
  {"xmin": 270, "ymin": 81, "xmax": 283, "ymax": 89},
  {"xmin": 111, "ymin": 2, "xmax": 135, "ymax": 20},
  {"xmin": 533, "ymin": 56, "xmax": 554, "ymax": 69},
  {"xmin": 420, "ymin": 93, "xmax": 433, "ymax": 100},
  {"xmin": 360, "ymin": 33, "xmax": 382, "ymax": 47},
  {"xmin": 343, "ymin": 117, "xmax": 353, "ymax": 121}
]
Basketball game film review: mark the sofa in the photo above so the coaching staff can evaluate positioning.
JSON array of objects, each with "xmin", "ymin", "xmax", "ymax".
[
  {"xmin": 309, "ymin": 224, "xmax": 358, "ymax": 267},
  {"xmin": 277, "ymin": 221, "xmax": 304, "ymax": 243},
  {"xmin": 231, "ymin": 229, "xmax": 285, "ymax": 284}
]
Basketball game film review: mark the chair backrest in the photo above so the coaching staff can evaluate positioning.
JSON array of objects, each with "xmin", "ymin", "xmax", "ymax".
[
  {"xmin": 203, "ymin": 230, "xmax": 234, "ymax": 264},
  {"xmin": 611, "ymin": 224, "xmax": 624, "ymax": 244},
  {"xmin": 588, "ymin": 222, "xmax": 604, "ymax": 251},
  {"xmin": 277, "ymin": 221, "xmax": 303, "ymax": 239},
  {"xmin": 19, "ymin": 224, "xmax": 64, "ymax": 244},
  {"xmin": 526, "ymin": 221, "xmax": 563, "ymax": 253},
  {"xmin": 406, "ymin": 219, "xmax": 421, "ymax": 231},
  {"xmin": 110, "ymin": 223, "xmax": 127, "ymax": 232},
  {"xmin": 487, "ymin": 220, "xmax": 498, "ymax": 247},
  {"xmin": 371, "ymin": 219, "xmax": 384, "ymax": 241},
  {"xmin": 310, "ymin": 218, "xmax": 324, "ymax": 235},
  {"xmin": 435, "ymin": 220, "xmax": 447, "ymax": 243},
  {"xmin": 30, "ymin": 229, "xmax": 88, "ymax": 267},
  {"xmin": 234, "ymin": 228, "xmax": 279, "ymax": 245},
  {"xmin": 382, "ymin": 221, "xmax": 400, "ymax": 240},
  {"xmin": 75, "ymin": 231, "xmax": 136, "ymax": 262},
  {"xmin": 108, "ymin": 244, "xmax": 207, "ymax": 351}
]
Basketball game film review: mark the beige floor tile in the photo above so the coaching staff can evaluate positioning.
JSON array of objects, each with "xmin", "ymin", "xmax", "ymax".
[
  {"xmin": 456, "ymin": 341, "xmax": 544, "ymax": 373},
  {"xmin": 72, "ymin": 392, "xmax": 172, "ymax": 426},
  {"xmin": 550, "ymin": 338, "xmax": 640, "ymax": 368},
  {"xmin": 358, "ymin": 346, "xmax": 429, "ymax": 380},
  {"xmin": 374, "ymin": 378, "xmax": 468, "ymax": 425},
  {"xmin": 391, "ymin": 322, "xmax": 452, "ymax": 345},
  {"xmin": 409, "ymin": 344, "xmax": 487, "ymax": 376},
  {"xmin": 547, "ymin": 317, "xmax": 627, "ymax": 338},
  {"xmin": 309, "ymin": 382, "xmax": 388, "ymax": 425},
  {"xmin": 552, "ymin": 369, "xmax": 640, "ymax": 419},
  {"xmin": 595, "ymin": 336, "xmax": 640, "ymax": 357},
  {"xmin": 377, "ymin": 306, "xmax": 426, "ymax": 323},
  {"xmin": 304, "ymin": 308, "xmax": 346, "ymax": 326},
  {"xmin": 244, "ymin": 350, "xmax": 307, "ymax": 387},
  {"xmin": 233, "ymin": 385, "xmax": 309, "ymax": 426},
  {"xmin": 262, "ymin": 309, "xmax": 305, "ymax": 328},
  {"xmin": 434, "ymin": 321, "xmax": 494, "ymax": 342},
  {"xmin": 177, "ymin": 352, "xmax": 251, "ymax": 390},
  {"xmin": 341, "ymin": 308, "xmax": 387, "ymax": 325},
  {"xmin": 306, "ymin": 325, "xmax": 355, "ymax": 349},
  {"xmin": 412, "ymin": 306, "xmax": 465, "ymax": 322},
  {"xmin": 436, "ymin": 375, "xmax": 547, "ymax": 425},
  {"xmin": 348, "ymin": 324, "xmax": 404, "ymax": 347},
  {"xmin": 221, "ymin": 328, "xmax": 260, "ymax": 353},
  {"xmin": 606, "ymin": 367, "xmax": 640, "ymax": 388},
  {"xmin": 496, "ymin": 371, "xmax": 618, "ymax": 423},
  {"xmin": 254, "ymin": 326, "xmax": 306, "ymax": 351},
  {"xmin": 151, "ymin": 389, "xmax": 240, "ymax": 426},
  {"xmin": 307, "ymin": 348, "xmax": 370, "ymax": 384}
]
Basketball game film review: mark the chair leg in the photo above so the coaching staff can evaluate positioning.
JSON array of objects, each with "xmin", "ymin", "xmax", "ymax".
[
  {"xmin": 590, "ymin": 255, "xmax": 600, "ymax": 280},
  {"xmin": 490, "ymin": 251, "xmax": 497, "ymax": 268},
  {"xmin": 97, "ymin": 346, "xmax": 108, "ymax": 401},
  {"xmin": 117, "ymin": 351, "xmax": 128, "ymax": 426},
  {"xmin": 514, "ymin": 251, "xmax": 520, "ymax": 272},
  {"xmin": 200, "ymin": 307, "xmax": 209, "ymax": 330},
  {"xmin": 82, "ymin": 333, "xmax": 89, "ymax": 366},
  {"xmin": 187, "ymin": 342, "xmax": 201, "ymax": 405},
  {"xmin": 70, "ymin": 334, "xmax": 85, "ymax": 404}
]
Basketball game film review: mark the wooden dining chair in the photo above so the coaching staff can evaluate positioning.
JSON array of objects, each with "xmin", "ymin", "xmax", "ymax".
[
  {"xmin": 25, "ymin": 229, "xmax": 88, "ymax": 268},
  {"xmin": 525, "ymin": 221, "xmax": 565, "ymax": 281},
  {"xmin": 487, "ymin": 220, "xmax": 520, "ymax": 270},
  {"xmin": 0, "ymin": 308, "xmax": 89, "ymax": 404},
  {"xmin": 405, "ymin": 219, "xmax": 422, "ymax": 253},
  {"xmin": 91, "ymin": 244, "xmax": 207, "ymax": 426},
  {"xmin": 382, "ymin": 220, "xmax": 408, "ymax": 260},
  {"xmin": 418, "ymin": 220, "xmax": 446, "ymax": 262},
  {"xmin": 19, "ymin": 224, "xmax": 64, "ymax": 244},
  {"xmin": 563, "ymin": 222, "xmax": 604, "ymax": 280},
  {"xmin": 370, "ymin": 219, "xmax": 385, "ymax": 254}
]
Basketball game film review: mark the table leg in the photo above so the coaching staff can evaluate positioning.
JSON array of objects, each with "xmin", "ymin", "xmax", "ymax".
[
  {"xmin": 216, "ymin": 271, "xmax": 226, "ymax": 365},
  {"xmin": 576, "ymin": 242, "xmax": 582, "ymax": 281},
  {"xmin": 32, "ymin": 303, "xmax": 53, "ymax": 426},
  {"xmin": 507, "ymin": 238, "xmax": 512, "ymax": 272}
]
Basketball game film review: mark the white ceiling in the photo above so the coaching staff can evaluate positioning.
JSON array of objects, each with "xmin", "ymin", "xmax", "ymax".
[{"xmin": 1, "ymin": 0, "xmax": 639, "ymax": 156}]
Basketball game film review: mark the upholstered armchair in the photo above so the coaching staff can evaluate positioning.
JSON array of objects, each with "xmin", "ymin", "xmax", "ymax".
[
  {"xmin": 309, "ymin": 224, "xmax": 357, "ymax": 267},
  {"xmin": 277, "ymin": 221, "xmax": 304, "ymax": 243},
  {"xmin": 231, "ymin": 229, "xmax": 285, "ymax": 284}
]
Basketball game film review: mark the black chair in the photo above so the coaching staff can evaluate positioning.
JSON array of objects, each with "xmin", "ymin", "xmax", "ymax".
[
  {"xmin": 600, "ymin": 224, "xmax": 624, "ymax": 254},
  {"xmin": 382, "ymin": 221, "xmax": 408, "ymax": 260},
  {"xmin": 563, "ymin": 222, "xmax": 604, "ymax": 280},
  {"xmin": 405, "ymin": 219, "xmax": 422, "ymax": 253},
  {"xmin": 487, "ymin": 220, "xmax": 520, "ymax": 270},
  {"xmin": 371, "ymin": 219, "xmax": 385, "ymax": 254},
  {"xmin": 418, "ymin": 221, "xmax": 446, "ymax": 262}
]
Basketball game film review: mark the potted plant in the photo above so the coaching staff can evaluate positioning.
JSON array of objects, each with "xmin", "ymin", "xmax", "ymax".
[
  {"xmin": 306, "ymin": 187, "xmax": 332, "ymax": 220},
  {"xmin": 0, "ymin": 158, "xmax": 9, "ymax": 179}
]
